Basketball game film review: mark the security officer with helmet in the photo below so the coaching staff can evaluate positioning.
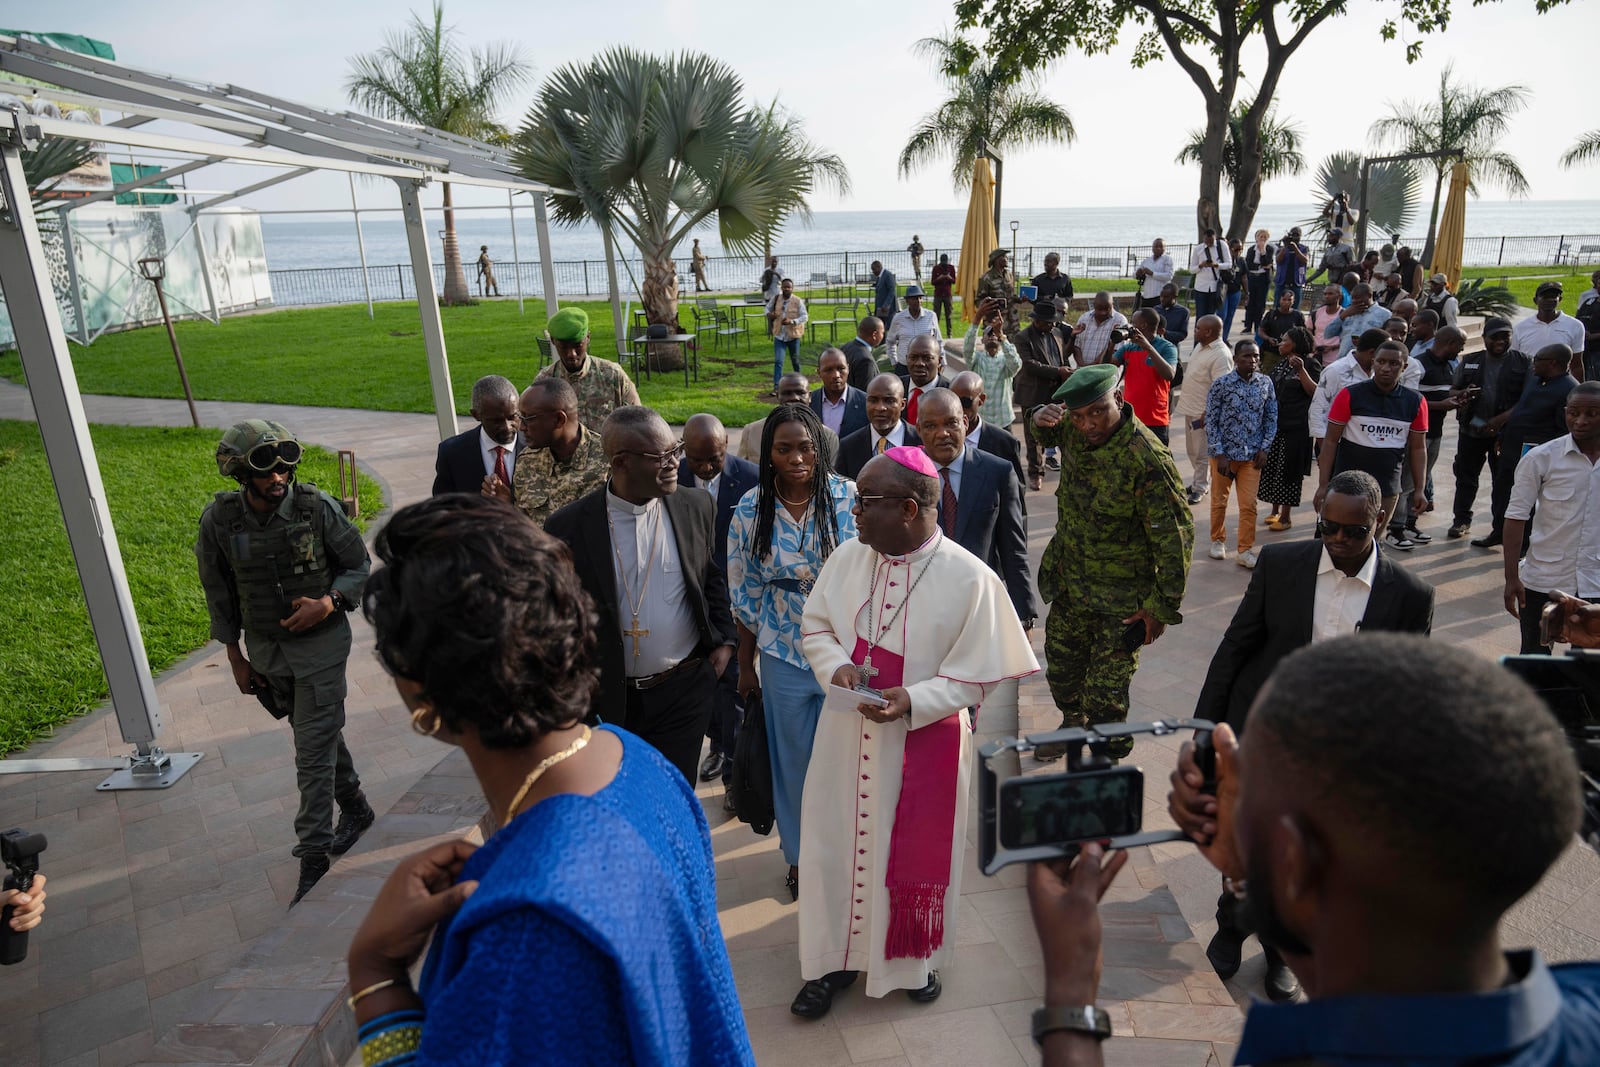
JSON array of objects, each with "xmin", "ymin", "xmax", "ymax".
[{"xmin": 194, "ymin": 420, "xmax": 374, "ymax": 905}]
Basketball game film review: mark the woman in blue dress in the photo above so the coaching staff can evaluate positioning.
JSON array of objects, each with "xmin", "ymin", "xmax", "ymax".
[
  {"xmin": 347, "ymin": 495, "xmax": 753, "ymax": 1066},
  {"xmin": 727, "ymin": 404, "xmax": 857, "ymax": 902}
]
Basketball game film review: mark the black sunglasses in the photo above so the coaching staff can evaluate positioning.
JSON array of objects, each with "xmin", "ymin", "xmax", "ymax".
[
  {"xmin": 956, "ymin": 395, "xmax": 976, "ymax": 409},
  {"xmin": 1318, "ymin": 518, "xmax": 1372, "ymax": 540}
]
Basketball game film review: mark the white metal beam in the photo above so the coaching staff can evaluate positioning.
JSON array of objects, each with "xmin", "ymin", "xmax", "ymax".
[
  {"xmin": 533, "ymin": 194, "xmax": 560, "ymax": 318},
  {"xmin": 188, "ymin": 167, "xmax": 312, "ymax": 211},
  {"xmin": 397, "ymin": 179, "xmax": 459, "ymax": 440}
]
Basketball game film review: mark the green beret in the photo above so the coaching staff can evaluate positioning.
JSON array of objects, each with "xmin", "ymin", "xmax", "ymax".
[
  {"xmin": 1052, "ymin": 364, "xmax": 1119, "ymax": 408},
  {"xmin": 547, "ymin": 306, "xmax": 590, "ymax": 342}
]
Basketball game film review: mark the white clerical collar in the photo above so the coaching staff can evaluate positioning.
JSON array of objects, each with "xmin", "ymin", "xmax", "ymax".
[
  {"xmin": 884, "ymin": 529, "xmax": 943, "ymax": 563},
  {"xmin": 605, "ymin": 486, "xmax": 657, "ymax": 517}
]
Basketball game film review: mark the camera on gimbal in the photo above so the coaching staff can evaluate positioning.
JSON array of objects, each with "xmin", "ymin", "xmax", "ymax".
[
  {"xmin": 1501, "ymin": 650, "xmax": 1600, "ymax": 855},
  {"xmin": 1, "ymin": 827, "xmax": 47, "ymax": 965},
  {"xmin": 977, "ymin": 720, "xmax": 1216, "ymax": 875}
]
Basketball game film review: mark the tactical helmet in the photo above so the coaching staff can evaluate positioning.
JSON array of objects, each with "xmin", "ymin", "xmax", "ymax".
[{"xmin": 216, "ymin": 419, "xmax": 303, "ymax": 481}]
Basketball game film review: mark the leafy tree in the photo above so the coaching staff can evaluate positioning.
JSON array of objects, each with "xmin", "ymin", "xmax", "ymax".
[
  {"xmin": 346, "ymin": 2, "xmax": 530, "ymax": 305},
  {"xmin": 1561, "ymin": 130, "xmax": 1600, "ymax": 169},
  {"xmin": 952, "ymin": 0, "xmax": 1568, "ymax": 243},
  {"xmin": 1370, "ymin": 63, "xmax": 1530, "ymax": 267},
  {"xmin": 1296, "ymin": 150, "xmax": 1419, "ymax": 246},
  {"xmin": 1174, "ymin": 103, "xmax": 1304, "ymax": 234},
  {"xmin": 516, "ymin": 49, "xmax": 848, "ymax": 365},
  {"xmin": 898, "ymin": 34, "xmax": 1075, "ymax": 191}
]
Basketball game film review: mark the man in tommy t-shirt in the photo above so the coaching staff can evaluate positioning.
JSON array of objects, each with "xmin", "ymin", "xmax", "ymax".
[
  {"xmin": 1108, "ymin": 306, "xmax": 1179, "ymax": 445},
  {"xmin": 1314, "ymin": 340, "xmax": 1429, "ymax": 531}
]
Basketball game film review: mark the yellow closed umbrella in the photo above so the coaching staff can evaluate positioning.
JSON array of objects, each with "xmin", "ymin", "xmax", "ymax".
[
  {"xmin": 958, "ymin": 157, "xmax": 998, "ymax": 324},
  {"xmin": 1431, "ymin": 162, "xmax": 1469, "ymax": 292}
]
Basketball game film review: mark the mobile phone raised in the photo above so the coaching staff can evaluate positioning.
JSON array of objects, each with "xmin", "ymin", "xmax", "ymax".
[{"xmin": 998, "ymin": 766, "xmax": 1143, "ymax": 850}]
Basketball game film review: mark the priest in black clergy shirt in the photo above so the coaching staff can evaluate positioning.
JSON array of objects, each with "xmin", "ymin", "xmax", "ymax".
[{"xmin": 545, "ymin": 406, "xmax": 736, "ymax": 783}]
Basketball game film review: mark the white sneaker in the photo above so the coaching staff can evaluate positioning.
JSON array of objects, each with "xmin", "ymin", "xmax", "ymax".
[
  {"xmin": 1209, "ymin": 541, "xmax": 1227, "ymax": 560},
  {"xmin": 1237, "ymin": 548, "xmax": 1260, "ymax": 569}
]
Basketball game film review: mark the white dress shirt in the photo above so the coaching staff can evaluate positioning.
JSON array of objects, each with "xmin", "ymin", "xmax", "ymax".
[
  {"xmin": 1312, "ymin": 543, "xmax": 1378, "ymax": 642},
  {"xmin": 1507, "ymin": 435, "xmax": 1600, "ymax": 597},
  {"xmin": 885, "ymin": 308, "xmax": 944, "ymax": 365},
  {"xmin": 1513, "ymin": 313, "xmax": 1587, "ymax": 362},
  {"xmin": 1189, "ymin": 242, "xmax": 1232, "ymax": 294},
  {"xmin": 479, "ymin": 428, "xmax": 513, "ymax": 479},
  {"xmin": 818, "ymin": 392, "xmax": 848, "ymax": 434},
  {"xmin": 870, "ymin": 422, "xmax": 908, "ymax": 454},
  {"xmin": 604, "ymin": 490, "xmax": 699, "ymax": 677},
  {"xmin": 1138, "ymin": 254, "xmax": 1174, "ymax": 299},
  {"xmin": 1308, "ymin": 355, "xmax": 1373, "ymax": 439},
  {"xmin": 696, "ymin": 472, "xmax": 721, "ymax": 499}
]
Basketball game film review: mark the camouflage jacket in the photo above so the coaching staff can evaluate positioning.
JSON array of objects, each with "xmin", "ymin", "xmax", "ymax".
[
  {"xmin": 512, "ymin": 424, "xmax": 609, "ymax": 527},
  {"xmin": 1034, "ymin": 404, "xmax": 1194, "ymax": 623},
  {"xmin": 536, "ymin": 354, "xmax": 642, "ymax": 432},
  {"xmin": 976, "ymin": 267, "xmax": 1020, "ymax": 334}
]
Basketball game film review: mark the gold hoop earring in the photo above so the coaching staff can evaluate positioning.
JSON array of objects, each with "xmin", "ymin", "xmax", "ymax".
[{"xmin": 410, "ymin": 706, "xmax": 441, "ymax": 737}]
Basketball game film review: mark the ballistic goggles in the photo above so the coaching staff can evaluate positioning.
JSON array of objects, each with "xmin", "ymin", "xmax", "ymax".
[{"xmin": 246, "ymin": 440, "xmax": 303, "ymax": 472}]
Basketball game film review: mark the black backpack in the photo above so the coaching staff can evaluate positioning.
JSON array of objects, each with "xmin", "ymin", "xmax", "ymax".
[{"xmin": 730, "ymin": 689, "xmax": 774, "ymax": 835}]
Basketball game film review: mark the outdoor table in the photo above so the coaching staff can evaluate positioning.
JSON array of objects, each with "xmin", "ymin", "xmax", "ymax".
[{"xmin": 629, "ymin": 332, "xmax": 699, "ymax": 386}]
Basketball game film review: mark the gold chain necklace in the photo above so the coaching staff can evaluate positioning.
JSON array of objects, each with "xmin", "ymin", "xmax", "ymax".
[{"xmin": 502, "ymin": 725, "xmax": 592, "ymax": 825}]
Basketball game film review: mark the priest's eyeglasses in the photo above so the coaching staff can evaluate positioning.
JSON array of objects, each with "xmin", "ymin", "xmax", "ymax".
[
  {"xmin": 620, "ymin": 442, "xmax": 686, "ymax": 466},
  {"xmin": 856, "ymin": 493, "xmax": 911, "ymax": 507}
]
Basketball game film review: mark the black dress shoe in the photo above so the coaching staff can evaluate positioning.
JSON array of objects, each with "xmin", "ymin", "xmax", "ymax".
[
  {"xmin": 785, "ymin": 865, "xmax": 799, "ymax": 902},
  {"xmin": 722, "ymin": 790, "xmax": 738, "ymax": 814},
  {"xmin": 699, "ymin": 750, "xmax": 725, "ymax": 782},
  {"xmin": 1206, "ymin": 926, "xmax": 1245, "ymax": 980},
  {"xmin": 1264, "ymin": 946, "xmax": 1301, "ymax": 1001},
  {"xmin": 1471, "ymin": 532, "xmax": 1503, "ymax": 548},
  {"xmin": 791, "ymin": 970, "xmax": 858, "ymax": 1019},
  {"xmin": 906, "ymin": 970, "xmax": 942, "ymax": 1003}
]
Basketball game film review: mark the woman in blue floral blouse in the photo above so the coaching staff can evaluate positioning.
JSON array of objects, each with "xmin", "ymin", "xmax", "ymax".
[{"xmin": 727, "ymin": 404, "xmax": 857, "ymax": 901}]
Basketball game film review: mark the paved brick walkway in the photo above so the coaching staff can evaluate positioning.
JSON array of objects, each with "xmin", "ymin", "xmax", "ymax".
[{"xmin": 1, "ymin": 380, "xmax": 1595, "ymax": 1066}]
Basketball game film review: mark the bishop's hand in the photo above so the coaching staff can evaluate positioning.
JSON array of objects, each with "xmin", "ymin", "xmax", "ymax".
[{"xmin": 831, "ymin": 664, "xmax": 863, "ymax": 691}]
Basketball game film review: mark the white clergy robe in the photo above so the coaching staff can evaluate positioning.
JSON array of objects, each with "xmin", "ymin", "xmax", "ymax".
[{"xmin": 798, "ymin": 534, "xmax": 1038, "ymax": 997}]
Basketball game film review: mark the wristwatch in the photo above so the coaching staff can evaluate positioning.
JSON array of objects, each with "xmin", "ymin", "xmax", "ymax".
[
  {"xmin": 1032, "ymin": 1005, "xmax": 1112, "ymax": 1046},
  {"xmin": 328, "ymin": 589, "xmax": 353, "ymax": 613}
]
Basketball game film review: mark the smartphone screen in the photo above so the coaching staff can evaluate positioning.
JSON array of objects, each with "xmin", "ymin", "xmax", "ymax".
[
  {"xmin": 1500, "ymin": 655, "xmax": 1600, "ymax": 781},
  {"xmin": 998, "ymin": 766, "xmax": 1144, "ymax": 850}
]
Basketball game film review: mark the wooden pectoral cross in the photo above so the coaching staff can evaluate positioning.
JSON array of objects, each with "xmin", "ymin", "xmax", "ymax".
[{"xmin": 624, "ymin": 613, "xmax": 650, "ymax": 659}]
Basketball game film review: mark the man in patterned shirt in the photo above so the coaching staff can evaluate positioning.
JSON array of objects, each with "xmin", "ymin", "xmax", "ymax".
[
  {"xmin": 500, "ymin": 377, "xmax": 607, "ymax": 527},
  {"xmin": 961, "ymin": 300, "xmax": 1022, "ymax": 431},
  {"xmin": 1204, "ymin": 340, "xmax": 1279, "ymax": 569},
  {"xmin": 535, "ymin": 306, "xmax": 641, "ymax": 431}
]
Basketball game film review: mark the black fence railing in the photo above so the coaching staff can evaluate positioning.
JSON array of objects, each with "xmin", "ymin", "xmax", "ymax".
[{"xmin": 265, "ymin": 235, "xmax": 1600, "ymax": 308}]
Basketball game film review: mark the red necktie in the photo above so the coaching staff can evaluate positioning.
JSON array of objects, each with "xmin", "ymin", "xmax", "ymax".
[
  {"xmin": 494, "ymin": 446, "xmax": 510, "ymax": 485},
  {"xmin": 908, "ymin": 387, "xmax": 923, "ymax": 424},
  {"xmin": 940, "ymin": 468, "xmax": 957, "ymax": 536}
]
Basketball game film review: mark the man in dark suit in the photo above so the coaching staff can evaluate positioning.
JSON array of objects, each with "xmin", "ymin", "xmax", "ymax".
[
  {"xmin": 810, "ymin": 348, "xmax": 870, "ymax": 440},
  {"xmin": 842, "ymin": 316, "xmax": 885, "ymax": 392},
  {"xmin": 871, "ymin": 260, "xmax": 897, "ymax": 329},
  {"xmin": 680, "ymin": 413, "xmax": 760, "ymax": 804},
  {"xmin": 430, "ymin": 375, "xmax": 524, "ymax": 496},
  {"xmin": 950, "ymin": 370, "xmax": 1025, "ymax": 490},
  {"xmin": 1012, "ymin": 302, "xmax": 1074, "ymax": 491},
  {"xmin": 545, "ymin": 406, "xmax": 736, "ymax": 783},
  {"xmin": 917, "ymin": 389, "xmax": 1035, "ymax": 625},
  {"xmin": 836, "ymin": 373, "xmax": 923, "ymax": 479},
  {"xmin": 1193, "ymin": 468, "xmax": 1433, "ymax": 1003},
  {"xmin": 903, "ymin": 334, "xmax": 952, "ymax": 421}
]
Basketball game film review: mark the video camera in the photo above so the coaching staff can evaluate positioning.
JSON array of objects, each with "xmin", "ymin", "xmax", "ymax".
[
  {"xmin": 1500, "ymin": 650, "xmax": 1600, "ymax": 856},
  {"xmin": 978, "ymin": 720, "xmax": 1216, "ymax": 875},
  {"xmin": 1, "ymin": 827, "xmax": 47, "ymax": 965}
]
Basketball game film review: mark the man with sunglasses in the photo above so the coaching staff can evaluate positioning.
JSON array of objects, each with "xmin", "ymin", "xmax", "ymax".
[
  {"xmin": 195, "ymin": 420, "xmax": 374, "ymax": 906},
  {"xmin": 545, "ymin": 406, "xmax": 735, "ymax": 783},
  {"xmin": 1194, "ymin": 468, "xmax": 1433, "ymax": 1000}
]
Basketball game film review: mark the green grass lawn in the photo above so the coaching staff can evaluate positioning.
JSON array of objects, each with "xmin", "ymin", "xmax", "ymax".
[{"xmin": 0, "ymin": 420, "xmax": 382, "ymax": 755}]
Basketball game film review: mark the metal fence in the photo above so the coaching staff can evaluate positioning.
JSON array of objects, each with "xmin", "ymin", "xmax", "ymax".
[{"xmin": 266, "ymin": 234, "xmax": 1600, "ymax": 308}]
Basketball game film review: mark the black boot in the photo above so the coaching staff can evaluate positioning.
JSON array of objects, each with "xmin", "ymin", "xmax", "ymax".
[
  {"xmin": 1207, "ymin": 888, "xmax": 1246, "ymax": 980},
  {"xmin": 291, "ymin": 853, "xmax": 330, "ymax": 907},
  {"xmin": 330, "ymin": 794, "xmax": 376, "ymax": 856},
  {"xmin": 1264, "ymin": 946, "xmax": 1301, "ymax": 1002}
]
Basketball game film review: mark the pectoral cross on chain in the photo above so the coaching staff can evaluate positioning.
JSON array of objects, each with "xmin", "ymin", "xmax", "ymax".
[
  {"xmin": 856, "ymin": 655, "xmax": 879, "ymax": 685},
  {"xmin": 623, "ymin": 613, "xmax": 650, "ymax": 660}
]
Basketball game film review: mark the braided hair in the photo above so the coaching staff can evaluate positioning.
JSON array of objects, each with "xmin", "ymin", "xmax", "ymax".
[{"xmin": 751, "ymin": 403, "xmax": 842, "ymax": 563}]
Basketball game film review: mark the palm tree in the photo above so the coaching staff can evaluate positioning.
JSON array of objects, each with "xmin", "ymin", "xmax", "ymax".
[
  {"xmin": 345, "ymin": 3, "xmax": 529, "ymax": 305},
  {"xmin": 1175, "ymin": 104, "xmax": 1306, "ymax": 241},
  {"xmin": 897, "ymin": 34, "xmax": 1074, "ymax": 192},
  {"xmin": 516, "ymin": 49, "xmax": 848, "ymax": 365},
  {"xmin": 1296, "ymin": 151, "xmax": 1419, "ymax": 247},
  {"xmin": 1561, "ymin": 130, "xmax": 1600, "ymax": 168},
  {"xmin": 1370, "ymin": 64, "xmax": 1530, "ymax": 267}
]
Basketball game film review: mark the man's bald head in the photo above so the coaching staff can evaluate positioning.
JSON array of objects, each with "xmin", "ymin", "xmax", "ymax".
[
  {"xmin": 906, "ymin": 335, "xmax": 943, "ymax": 387},
  {"xmin": 778, "ymin": 373, "xmax": 810, "ymax": 405},
  {"xmin": 917, "ymin": 387, "xmax": 962, "ymax": 421},
  {"xmin": 682, "ymin": 413, "xmax": 727, "ymax": 451},
  {"xmin": 522, "ymin": 375, "xmax": 577, "ymax": 415},
  {"xmin": 908, "ymin": 334, "xmax": 941, "ymax": 360},
  {"xmin": 1195, "ymin": 315, "xmax": 1222, "ymax": 345}
]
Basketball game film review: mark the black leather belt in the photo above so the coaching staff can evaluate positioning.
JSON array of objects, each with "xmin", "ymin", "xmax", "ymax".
[{"xmin": 626, "ymin": 655, "xmax": 705, "ymax": 692}]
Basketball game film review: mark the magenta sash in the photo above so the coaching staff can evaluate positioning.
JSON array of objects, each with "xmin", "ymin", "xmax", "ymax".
[{"xmin": 852, "ymin": 638, "xmax": 961, "ymax": 960}]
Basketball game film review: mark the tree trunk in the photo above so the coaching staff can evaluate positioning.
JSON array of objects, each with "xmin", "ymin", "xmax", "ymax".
[
  {"xmin": 439, "ymin": 182, "xmax": 473, "ymax": 306},
  {"xmin": 1420, "ymin": 169, "xmax": 1446, "ymax": 268},
  {"xmin": 1194, "ymin": 97, "xmax": 1229, "ymax": 240},
  {"xmin": 641, "ymin": 248, "xmax": 685, "ymax": 372},
  {"xmin": 1227, "ymin": 108, "xmax": 1267, "ymax": 245}
]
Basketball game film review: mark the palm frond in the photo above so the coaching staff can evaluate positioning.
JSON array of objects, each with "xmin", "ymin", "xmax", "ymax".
[
  {"xmin": 1299, "ymin": 150, "xmax": 1419, "ymax": 242},
  {"xmin": 1561, "ymin": 130, "xmax": 1600, "ymax": 169}
]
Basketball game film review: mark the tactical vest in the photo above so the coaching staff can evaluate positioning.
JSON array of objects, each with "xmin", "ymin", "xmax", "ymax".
[
  {"xmin": 210, "ymin": 483, "xmax": 332, "ymax": 632},
  {"xmin": 1422, "ymin": 291, "xmax": 1453, "ymax": 318}
]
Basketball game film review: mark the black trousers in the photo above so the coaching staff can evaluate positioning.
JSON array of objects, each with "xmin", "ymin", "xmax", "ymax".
[
  {"xmin": 624, "ymin": 659, "xmax": 718, "ymax": 784},
  {"xmin": 705, "ymin": 660, "xmax": 745, "ymax": 784},
  {"xmin": 1452, "ymin": 432, "xmax": 1505, "ymax": 534},
  {"xmin": 1194, "ymin": 291, "xmax": 1220, "ymax": 318},
  {"xmin": 933, "ymin": 294, "xmax": 953, "ymax": 336},
  {"xmin": 1520, "ymin": 587, "xmax": 1555, "ymax": 656},
  {"xmin": 1243, "ymin": 274, "xmax": 1270, "ymax": 331}
]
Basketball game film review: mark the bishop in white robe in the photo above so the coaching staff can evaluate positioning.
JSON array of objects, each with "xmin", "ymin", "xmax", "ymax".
[{"xmin": 794, "ymin": 447, "xmax": 1038, "ymax": 1010}]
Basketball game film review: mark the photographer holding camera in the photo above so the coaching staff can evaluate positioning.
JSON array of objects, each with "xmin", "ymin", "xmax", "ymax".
[{"xmin": 1025, "ymin": 635, "xmax": 1600, "ymax": 1064}]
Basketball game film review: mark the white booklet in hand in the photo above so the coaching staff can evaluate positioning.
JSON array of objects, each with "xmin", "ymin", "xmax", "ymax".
[{"xmin": 825, "ymin": 684, "xmax": 888, "ymax": 714}]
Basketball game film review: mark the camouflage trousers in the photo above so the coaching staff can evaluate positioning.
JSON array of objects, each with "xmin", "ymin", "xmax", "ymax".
[{"xmin": 1043, "ymin": 604, "xmax": 1140, "ymax": 748}]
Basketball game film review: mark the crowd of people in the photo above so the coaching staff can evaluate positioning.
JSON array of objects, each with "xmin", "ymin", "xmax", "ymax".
[{"xmin": 159, "ymin": 238, "xmax": 1600, "ymax": 1064}]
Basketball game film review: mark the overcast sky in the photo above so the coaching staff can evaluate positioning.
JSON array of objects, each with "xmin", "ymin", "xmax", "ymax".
[{"xmin": 43, "ymin": 0, "xmax": 1600, "ymax": 217}]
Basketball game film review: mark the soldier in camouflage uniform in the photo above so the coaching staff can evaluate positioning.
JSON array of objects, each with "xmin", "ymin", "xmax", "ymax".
[
  {"xmin": 1027, "ymin": 365, "xmax": 1194, "ymax": 760},
  {"xmin": 195, "ymin": 421, "xmax": 373, "ymax": 905},
  {"xmin": 976, "ymin": 247, "xmax": 1022, "ymax": 337},
  {"xmin": 503, "ymin": 377, "xmax": 609, "ymax": 526},
  {"xmin": 535, "ymin": 306, "xmax": 642, "ymax": 431}
]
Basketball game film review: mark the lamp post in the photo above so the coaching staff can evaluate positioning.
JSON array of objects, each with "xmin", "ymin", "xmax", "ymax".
[
  {"xmin": 1010, "ymin": 220, "xmax": 1019, "ymax": 270},
  {"xmin": 137, "ymin": 256, "xmax": 200, "ymax": 428}
]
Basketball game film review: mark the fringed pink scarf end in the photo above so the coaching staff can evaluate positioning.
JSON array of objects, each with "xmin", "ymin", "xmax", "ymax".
[{"xmin": 884, "ymin": 883, "xmax": 947, "ymax": 960}]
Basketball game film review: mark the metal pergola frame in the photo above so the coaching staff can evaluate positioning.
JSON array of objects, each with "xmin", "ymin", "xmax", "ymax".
[{"xmin": 0, "ymin": 34, "xmax": 574, "ymax": 788}]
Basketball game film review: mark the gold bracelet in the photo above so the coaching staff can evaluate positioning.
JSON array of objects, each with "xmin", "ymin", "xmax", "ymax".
[{"xmin": 347, "ymin": 977, "xmax": 405, "ymax": 1009}]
